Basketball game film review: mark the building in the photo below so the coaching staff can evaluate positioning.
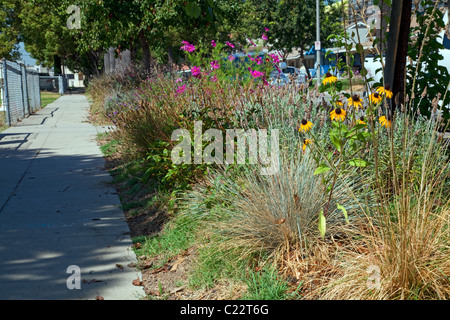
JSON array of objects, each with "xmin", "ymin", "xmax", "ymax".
[{"xmin": 61, "ymin": 66, "xmax": 85, "ymax": 88}]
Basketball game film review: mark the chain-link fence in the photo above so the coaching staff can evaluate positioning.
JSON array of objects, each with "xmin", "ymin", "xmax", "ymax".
[{"xmin": 0, "ymin": 58, "xmax": 41, "ymax": 127}]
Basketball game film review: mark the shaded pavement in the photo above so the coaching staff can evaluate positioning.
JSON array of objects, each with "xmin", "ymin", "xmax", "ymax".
[{"xmin": 0, "ymin": 94, "xmax": 144, "ymax": 299}]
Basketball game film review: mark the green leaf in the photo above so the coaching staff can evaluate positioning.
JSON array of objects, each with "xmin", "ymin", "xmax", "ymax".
[
  {"xmin": 348, "ymin": 158, "xmax": 368, "ymax": 167},
  {"xmin": 330, "ymin": 134, "xmax": 342, "ymax": 152},
  {"xmin": 360, "ymin": 67, "xmax": 368, "ymax": 77},
  {"xmin": 337, "ymin": 204, "xmax": 349, "ymax": 223},
  {"xmin": 314, "ymin": 164, "xmax": 331, "ymax": 176},
  {"xmin": 356, "ymin": 43, "xmax": 363, "ymax": 54},
  {"xmin": 318, "ymin": 210, "xmax": 326, "ymax": 238},
  {"xmin": 185, "ymin": 2, "xmax": 201, "ymax": 18}
]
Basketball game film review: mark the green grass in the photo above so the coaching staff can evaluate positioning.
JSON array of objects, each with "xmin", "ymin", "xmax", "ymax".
[
  {"xmin": 98, "ymin": 132, "xmax": 120, "ymax": 157},
  {"xmin": 188, "ymin": 243, "xmax": 246, "ymax": 290},
  {"xmin": 133, "ymin": 215, "xmax": 199, "ymax": 267},
  {"xmin": 40, "ymin": 91, "xmax": 61, "ymax": 108},
  {"xmin": 242, "ymin": 266, "xmax": 290, "ymax": 300}
]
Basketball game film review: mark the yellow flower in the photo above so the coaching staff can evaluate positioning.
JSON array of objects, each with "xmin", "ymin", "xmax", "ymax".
[
  {"xmin": 330, "ymin": 107, "xmax": 346, "ymax": 122},
  {"xmin": 347, "ymin": 94, "xmax": 363, "ymax": 110},
  {"xmin": 379, "ymin": 115, "xmax": 392, "ymax": 128},
  {"xmin": 303, "ymin": 139, "xmax": 313, "ymax": 151},
  {"xmin": 323, "ymin": 72, "xmax": 338, "ymax": 85},
  {"xmin": 335, "ymin": 100, "xmax": 343, "ymax": 107},
  {"xmin": 376, "ymin": 84, "xmax": 393, "ymax": 99},
  {"xmin": 369, "ymin": 92, "xmax": 382, "ymax": 104},
  {"xmin": 299, "ymin": 119, "xmax": 313, "ymax": 133},
  {"xmin": 357, "ymin": 116, "xmax": 367, "ymax": 125}
]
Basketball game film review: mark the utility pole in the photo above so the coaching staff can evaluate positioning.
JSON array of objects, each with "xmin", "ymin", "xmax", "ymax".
[{"xmin": 316, "ymin": 0, "xmax": 321, "ymax": 82}]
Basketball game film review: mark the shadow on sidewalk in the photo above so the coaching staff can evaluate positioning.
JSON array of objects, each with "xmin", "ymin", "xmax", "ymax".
[{"xmin": 0, "ymin": 146, "xmax": 143, "ymax": 300}]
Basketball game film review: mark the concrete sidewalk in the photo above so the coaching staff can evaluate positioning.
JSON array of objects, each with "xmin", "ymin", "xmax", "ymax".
[{"xmin": 0, "ymin": 95, "xmax": 144, "ymax": 300}]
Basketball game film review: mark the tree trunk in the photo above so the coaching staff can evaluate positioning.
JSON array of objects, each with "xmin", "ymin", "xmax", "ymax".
[
  {"xmin": 168, "ymin": 46, "xmax": 174, "ymax": 65},
  {"xmin": 139, "ymin": 30, "xmax": 151, "ymax": 71},
  {"xmin": 384, "ymin": 0, "xmax": 403, "ymax": 116},
  {"xmin": 54, "ymin": 55, "xmax": 62, "ymax": 75},
  {"xmin": 392, "ymin": 0, "xmax": 412, "ymax": 113}
]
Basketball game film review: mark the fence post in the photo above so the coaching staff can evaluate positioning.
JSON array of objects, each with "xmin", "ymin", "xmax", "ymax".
[
  {"xmin": 20, "ymin": 64, "xmax": 26, "ymax": 118},
  {"xmin": 23, "ymin": 65, "xmax": 30, "ymax": 115},
  {"xmin": 37, "ymin": 74, "xmax": 41, "ymax": 108},
  {"xmin": 2, "ymin": 58, "xmax": 11, "ymax": 127},
  {"xmin": 58, "ymin": 75, "xmax": 64, "ymax": 95}
]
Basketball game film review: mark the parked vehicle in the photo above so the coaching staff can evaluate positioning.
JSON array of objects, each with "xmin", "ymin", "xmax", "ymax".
[
  {"xmin": 269, "ymin": 70, "xmax": 290, "ymax": 86},
  {"xmin": 282, "ymin": 66, "xmax": 307, "ymax": 84}
]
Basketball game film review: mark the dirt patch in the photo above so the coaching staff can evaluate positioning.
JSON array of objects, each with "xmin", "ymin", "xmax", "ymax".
[{"xmin": 134, "ymin": 246, "xmax": 247, "ymax": 300}]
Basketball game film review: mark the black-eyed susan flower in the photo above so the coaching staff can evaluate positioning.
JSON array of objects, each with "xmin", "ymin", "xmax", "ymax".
[
  {"xmin": 376, "ymin": 84, "xmax": 393, "ymax": 99},
  {"xmin": 335, "ymin": 100, "xmax": 343, "ymax": 107},
  {"xmin": 379, "ymin": 115, "xmax": 392, "ymax": 128},
  {"xmin": 357, "ymin": 116, "xmax": 367, "ymax": 125},
  {"xmin": 369, "ymin": 92, "xmax": 382, "ymax": 104},
  {"xmin": 330, "ymin": 107, "xmax": 346, "ymax": 122},
  {"xmin": 299, "ymin": 119, "xmax": 313, "ymax": 133},
  {"xmin": 323, "ymin": 72, "xmax": 338, "ymax": 85},
  {"xmin": 347, "ymin": 94, "xmax": 363, "ymax": 110},
  {"xmin": 303, "ymin": 138, "xmax": 313, "ymax": 151}
]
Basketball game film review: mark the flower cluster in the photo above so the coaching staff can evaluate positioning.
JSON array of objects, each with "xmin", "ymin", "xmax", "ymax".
[
  {"xmin": 320, "ymin": 70, "xmax": 394, "ymax": 128},
  {"xmin": 181, "ymin": 41, "xmax": 195, "ymax": 52},
  {"xmin": 191, "ymin": 66, "xmax": 201, "ymax": 78},
  {"xmin": 210, "ymin": 60, "xmax": 220, "ymax": 70}
]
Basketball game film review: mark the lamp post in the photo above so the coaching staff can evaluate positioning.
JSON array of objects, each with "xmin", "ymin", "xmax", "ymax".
[{"xmin": 316, "ymin": 0, "xmax": 321, "ymax": 82}]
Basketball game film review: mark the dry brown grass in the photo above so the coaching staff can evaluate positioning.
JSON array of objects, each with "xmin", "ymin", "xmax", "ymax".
[{"xmin": 301, "ymin": 129, "xmax": 450, "ymax": 300}]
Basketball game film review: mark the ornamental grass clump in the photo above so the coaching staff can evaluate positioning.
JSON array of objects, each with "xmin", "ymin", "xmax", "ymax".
[
  {"xmin": 314, "ymin": 127, "xmax": 450, "ymax": 300},
  {"xmin": 179, "ymin": 131, "xmax": 369, "ymax": 267}
]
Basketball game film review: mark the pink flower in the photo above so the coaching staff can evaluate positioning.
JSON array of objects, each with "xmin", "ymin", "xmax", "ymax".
[
  {"xmin": 226, "ymin": 41, "xmax": 235, "ymax": 48},
  {"xmin": 176, "ymin": 78, "xmax": 182, "ymax": 83},
  {"xmin": 176, "ymin": 85, "xmax": 187, "ymax": 94},
  {"xmin": 262, "ymin": 33, "xmax": 268, "ymax": 41},
  {"xmin": 249, "ymin": 69, "xmax": 264, "ymax": 78},
  {"xmin": 211, "ymin": 40, "xmax": 216, "ymax": 47},
  {"xmin": 256, "ymin": 57, "xmax": 263, "ymax": 65},
  {"xmin": 210, "ymin": 60, "xmax": 220, "ymax": 70},
  {"xmin": 265, "ymin": 27, "xmax": 269, "ymax": 32},
  {"xmin": 269, "ymin": 53, "xmax": 280, "ymax": 64},
  {"xmin": 181, "ymin": 41, "xmax": 195, "ymax": 52},
  {"xmin": 191, "ymin": 66, "xmax": 201, "ymax": 78},
  {"xmin": 228, "ymin": 55, "xmax": 235, "ymax": 61},
  {"xmin": 210, "ymin": 75, "xmax": 218, "ymax": 82}
]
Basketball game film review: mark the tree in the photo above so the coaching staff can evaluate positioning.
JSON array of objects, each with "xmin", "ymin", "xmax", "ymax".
[
  {"xmin": 0, "ymin": 0, "xmax": 21, "ymax": 60},
  {"xmin": 406, "ymin": 0, "xmax": 450, "ymax": 119},
  {"xmin": 69, "ymin": 0, "xmax": 246, "ymax": 69},
  {"xmin": 245, "ymin": 0, "xmax": 343, "ymax": 75}
]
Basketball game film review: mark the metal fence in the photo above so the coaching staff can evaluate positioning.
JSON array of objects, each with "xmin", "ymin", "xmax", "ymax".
[
  {"xmin": 39, "ymin": 76, "xmax": 67, "ymax": 94},
  {"xmin": 0, "ymin": 58, "xmax": 41, "ymax": 127}
]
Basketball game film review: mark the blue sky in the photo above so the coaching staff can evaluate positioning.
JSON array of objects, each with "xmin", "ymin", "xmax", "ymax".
[{"xmin": 18, "ymin": 42, "xmax": 37, "ymax": 66}]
